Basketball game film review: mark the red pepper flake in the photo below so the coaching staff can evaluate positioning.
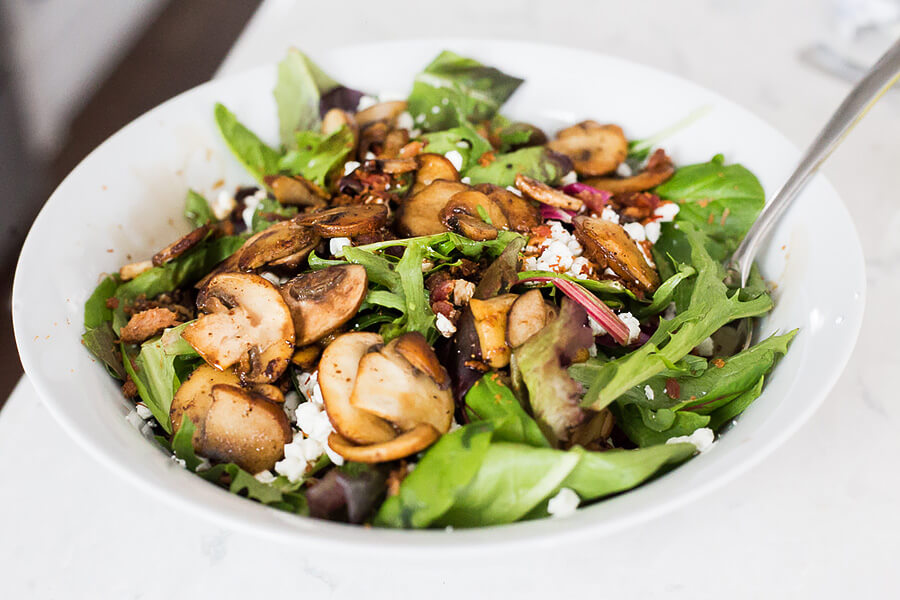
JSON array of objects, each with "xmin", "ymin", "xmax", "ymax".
[
  {"xmin": 707, "ymin": 213, "xmax": 715, "ymax": 224},
  {"xmin": 720, "ymin": 207, "xmax": 731, "ymax": 225},
  {"xmin": 665, "ymin": 378, "xmax": 681, "ymax": 399},
  {"xmin": 712, "ymin": 358, "xmax": 726, "ymax": 368},
  {"xmin": 478, "ymin": 152, "xmax": 496, "ymax": 167}
]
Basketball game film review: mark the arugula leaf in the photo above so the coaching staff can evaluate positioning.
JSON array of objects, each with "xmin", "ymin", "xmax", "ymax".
[
  {"xmin": 515, "ymin": 298, "xmax": 594, "ymax": 446},
  {"xmin": 407, "ymin": 50, "xmax": 523, "ymax": 131},
  {"xmin": 655, "ymin": 155, "xmax": 765, "ymax": 261},
  {"xmin": 464, "ymin": 373, "xmax": 549, "ymax": 448},
  {"xmin": 633, "ymin": 263, "xmax": 695, "ymax": 318},
  {"xmin": 279, "ymin": 126, "xmax": 355, "ymax": 187},
  {"xmin": 708, "ymin": 374, "xmax": 765, "ymax": 430},
  {"xmin": 420, "ymin": 123, "xmax": 493, "ymax": 172},
  {"xmin": 342, "ymin": 247, "xmax": 402, "ymax": 291},
  {"xmin": 214, "ymin": 103, "xmax": 282, "ymax": 184},
  {"xmin": 464, "ymin": 147, "xmax": 572, "ymax": 187},
  {"xmin": 394, "ymin": 240, "xmax": 435, "ymax": 340},
  {"xmin": 353, "ymin": 230, "xmax": 523, "ymax": 260},
  {"xmin": 582, "ymin": 222, "xmax": 773, "ymax": 411},
  {"xmin": 184, "ymin": 189, "xmax": 215, "ymax": 228}
]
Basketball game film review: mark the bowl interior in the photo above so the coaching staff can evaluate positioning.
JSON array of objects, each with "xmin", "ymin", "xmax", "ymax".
[{"xmin": 12, "ymin": 40, "xmax": 865, "ymax": 552}]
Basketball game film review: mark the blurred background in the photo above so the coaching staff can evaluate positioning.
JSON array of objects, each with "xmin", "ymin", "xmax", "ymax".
[{"xmin": 0, "ymin": 0, "xmax": 897, "ymax": 405}]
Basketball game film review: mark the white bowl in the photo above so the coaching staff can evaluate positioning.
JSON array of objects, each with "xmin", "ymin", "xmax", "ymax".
[{"xmin": 12, "ymin": 40, "xmax": 865, "ymax": 552}]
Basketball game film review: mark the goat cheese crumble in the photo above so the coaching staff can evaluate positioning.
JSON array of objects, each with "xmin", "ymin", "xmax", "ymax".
[
  {"xmin": 212, "ymin": 190, "xmax": 237, "ymax": 220},
  {"xmin": 444, "ymin": 150, "xmax": 463, "ymax": 171},
  {"xmin": 343, "ymin": 160, "xmax": 361, "ymax": 176},
  {"xmin": 452, "ymin": 279, "xmax": 476, "ymax": 305},
  {"xmin": 356, "ymin": 95, "xmax": 378, "ymax": 111},
  {"xmin": 275, "ymin": 377, "xmax": 345, "ymax": 482},
  {"xmin": 654, "ymin": 202, "xmax": 680, "ymax": 222},
  {"xmin": 329, "ymin": 237, "xmax": 352, "ymax": 256},
  {"xmin": 618, "ymin": 312, "xmax": 642, "ymax": 344},
  {"xmin": 395, "ymin": 111, "xmax": 414, "ymax": 131},
  {"xmin": 694, "ymin": 336, "xmax": 715, "ymax": 357},
  {"xmin": 623, "ymin": 222, "xmax": 647, "ymax": 243},
  {"xmin": 600, "ymin": 206, "xmax": 620, "ymax": 224},
  {"xmin": 559, "ymin": 171, "xmax": 578, "ymax": 185},
  {"xmin": 523, "ymin": 221, "xmax": 590, "ymax": 279},
  {"xmin": 547, "ymin": 487, "xmax": 580, "ymax": 517},
  {"xmin": 667, "ymin": 427, "xmax": 716, "ymax": 453},
  {"xmin": 644, "ymin": 385, "xmax": 655, "ymax": 401},
  {"xmin": 435, "ymin": 312, "xmax": 457, "ymax": 337},
  {"xmin": 241, "ymin": 188, "xmax": 267, "ymax": 230}
]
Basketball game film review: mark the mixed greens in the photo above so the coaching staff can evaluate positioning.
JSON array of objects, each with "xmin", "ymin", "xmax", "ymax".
[{"xmin": 83, "ymin": 48, "xmax": 795, "ymax": 528}]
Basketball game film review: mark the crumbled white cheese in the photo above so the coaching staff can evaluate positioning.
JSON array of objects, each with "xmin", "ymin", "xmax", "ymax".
[
  {"xmin": 506, "ymin": 185, "xmax": 522, "ymax": 197},
  {"xmin": 212, "ymin": 190, "xmax": 237, "ymax": 220},
  {"xmin": 559, "ymin": 171, "xmax": 578, "ymax": 186},
  {"xmin": 431, "ymin": 105, "xmax": 441, "ymax": 114},
  {"xmin": 589, "ymin": 317, "xmax": 608, "ymax": 337},
  {"xmin": 623, "ymin": 222, "xmax": 647, "ymax": 243},
  {"xmin": 421, "ymin": 259, "xmax": 435, "ymax": 272},
  {"xmin": 644, "ymin": 385, "xmax": 655, "ymax": 401},
  {"xmin": 667, "ymin": 427, "xmax": 716, "ymax": 453},
  {"xmin": 415, "ymin": 113, "xmax": 426, "ymax": 124},
  {"xmin": 456, "ymin": 141, "xmax": 469, "ymax": 149},
  {"xmin": 364, "ymin": 151, "xmax": 376, "ymax": 160},
  {"xmin": 329, "ymin": 237, "xmax": 352, "ymax": 256},
  {"xmin": 135, "ymin": 403, "xmax": 153, "ymax": 420},
  {"xmin": 435, "ymin": 312, "xmax": 457, "ymax": 337},
  {"xmin": 588, "ymin": 343, "xmax": 598, "ymax": 357},
  {"xmin": 274, "ymin": 454, "xmax": 308, "ymax": 482},
  {"xmin": 356, "ymin": 95, "xmax": 378, "ymax": 111},
  {"xmin": 283, "ymin": 391, "xmax": 301, "ymax": 424},
  {"xmin": 275, "ymin": 396, "xmax": 345, "ymax": 482},
  {"xmin": 241, "ymin": 188, "xmax": 268, "ymax": 230},
  {"xmin": 452, "ymin": 280, "xmax": 476, "ymax": 306},
  {"xmin": 395, "ymin": 111, "xmax": 414, "ymax": 130},
  {"xmin": 547, "ymin": 487, "xmax": 580, "ymax": 518},
  {"xmin": 523, "ymin": 221, "xmax": 587, "ymax": 279},
  {"xmin": 460, "ymin": 176, "xmax": 471, "ymax": 184},
  {"xmin": 254, "ymin": 470, "xmax": 276, "ymax": 483},
  {"xmin": 343, "ymin": 160, "xmax": 361, "ymax": 176},
  {"xmin": 601, "ymin": 206, "xmax": 620, "ymax": 224},
  {"xmin": 618, "ymin": 311, "xmax": 641, "ymax": 344},
  {"xmin": 644, "ymin": 220, "xmax": 661, "ymax": 244},
  {"xmin": 410, "ymin": 128, "xmax": 422, "ymax": 138},
  {"xmin": 449, "ymin": 418, "xmax": 462, "ymax": 432},
  {"xmin": 616, "ymin": 162, "xmax": 633, "ymax": 177},
  {"xmin": 654, "ymin": 202, "xmax": 680, "ymax": 222},
  {"xmin": 694, "ymin": 336, "xmax": 715, "ymax": 357},
  {"xmin": 293, "ymin": 370, "xmax": 324, "ymax": 405},
  {"xmin": 444, "ymin": 150, "xmax": 463, "ymax": 171}
]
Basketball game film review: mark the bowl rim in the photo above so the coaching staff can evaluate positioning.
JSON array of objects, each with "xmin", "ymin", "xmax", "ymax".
[{"xmin": 12, "ymin": 38, "xmax": 866, "ymax": 553}]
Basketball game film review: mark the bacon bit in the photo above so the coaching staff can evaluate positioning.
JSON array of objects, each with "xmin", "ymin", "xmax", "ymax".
[
  {"xmin": 720, "ymin": 207, "xmax": 731, "ymax": 225},
  {"xmin": 665, "ymin": 378, "xmax": 681, "ymax": 399},
  {"xmin": 119, "ymin": 308, "xmax": 181, "ymax": 344},
  {"xmin": 477, "ymin": 152, "xmax": 496, "ymax": 167},
  {"xmin": 397, "ymin": 141, "xmax": 424, "ymax": 158},
  {"xmin": 122, "ymin": 379, "xmax": 138, "ymax": 399},
  {"xmin": 105, "ymin": 297, "xmax": 120, "ymax": 309},
  {"xmin": 712, "ymin": 358, "xmax": 726, "ymax": 368},
  {"xmin": 707, "ymin": 212, "xmax": 715, "ymax": 224}
]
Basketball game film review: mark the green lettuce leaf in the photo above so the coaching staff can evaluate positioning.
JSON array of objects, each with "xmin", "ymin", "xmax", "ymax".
[
  {"xmin": 84, "ymin": 274, "xmax": 119, "ymax": 329},
  {"xmin": 214, "ymin": 103, "xmax": 282, "ymax": 184},
  {"xmin": 250, "ymin": 197, "xmax": 298, "ymax": 233},
  {"xmin": 273, "ymin": 49, "xmax": 336, "ymax": 148},
  {"xmin": 407, "ymin": 50, "xmax": 523, "ymax": 131},
  {"xmin": 420, "ymin": 123, "xmax": 493, "ymax": 172},
  {"xmin": 464, "ymin": 373, "xmax": 549, "ymax": 448},
  {"xmin": 464, "ymin": 147, "xmax": 571, "ymax": 187},
  {"xmin": 82, "ymin": 322, "xmax": 126, "ymax": 380},
  {"xmin": 183, "ymin": 189, "xmax": 215, "ymax": 227},
  {"xmin": 279, "ymin": 125, "xmax": 355, "ymax": 187}
]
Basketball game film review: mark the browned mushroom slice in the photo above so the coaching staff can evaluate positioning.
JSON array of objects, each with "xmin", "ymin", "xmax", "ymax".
[
  {"xmin": 250, "ymin": 383, "xmax": 285, "ymax": 404},
  {"xmin": 507, "ymin": 289, "xmax": 558, "ymax": 348},
  {"xmin": 370, "ymin": 157, "xmax": 417, "ymax": 174},
  {"xmin": 358, "ymin": 121, "xmax": 388, "ymax": 160},
  {"xmin": 380, "ymin": 129, "xmax": 410, "ymax": 159},
  {"xmin": 294, "ymin": 204, "xmax": 388, "ymax": 238},
  {"xmin": 181, "ymin": 272, "xmax": 295, "ymax": 383},
  {"xmin": 119, "ymin": 308, "xmax": 181, "ymax": 344},
  {"xmin": 237, "ymin": 220, "xmax": 320, "ymax": 271},
  {"xmin": 397, "ymin": 180, "xmax": 468, "ymax": 237},
  {"xmin": 201, "ymin": 384, "xmax": 292, "ymax": 473},
  {"xmin": 170, "ymin": 364, "xmax": 241, "ymax": 448},
  {"xmin": 355, "ymin": 100, "xmax": 408, "ymax": 129},
  {"xmin": 322, "ymin": 108, "xmax": 359, "ymax": 152},
  {"xmin": 439, "ymin": 190, "xmax": 509, "ymax": 241},
  {"xmin": 468, "ymin": 294, "xmax": 518, "ymax": 368},
  {"xmin": 412, "ymin": 153, "xmax": 460, "ymax": 195},
  {"xmin": 263, "ymin": 174, "xmax": 328, "ymax": 208},
  {"xmin": 583, "ymin": 149, "xmax": 675, "ymax": 194},
  {"xmin": 573, "ymin": 216, "xmax": 660, "ymax": 292},
  {"xmin": 547, "ymin": 121, "xmax": 628, "ymax": 176},
  {"xmin": 280, "ymin": 264, "xmax": 368, "ymax": 346},
  {"xmin": 318, "ymin": 332, "xmax": 396, "ymax": 444},
  {"xmin": 328, "ymin": 423, "xmax": 440, "ymax": 464},
  {"xmin": 290, "ymin": 345, "xmax": 322, "ymax": 370},
  {"xmin": 394, "ymin": 331, "xmax": 450, "ymax": 387},
  {"xmin": 514, "ymin": 174, "xmax": 582, "ymax": 211},
  {"xmin": 474, "ymin": 183, "xmax": 542, "ymax": 233},
  {"xmin": 152, "ymin": 224, "xmax": 211, "ymax": 266}
]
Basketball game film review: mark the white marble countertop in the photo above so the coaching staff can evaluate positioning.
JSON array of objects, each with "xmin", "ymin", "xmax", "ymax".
[{"xmin": 3, "ymin": 0, "xmax": 899, "ymax": 597}]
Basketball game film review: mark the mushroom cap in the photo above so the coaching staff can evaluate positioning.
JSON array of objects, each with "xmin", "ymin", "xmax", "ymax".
[
  {"xmin": 263, "ymin": 174, "xmax": 328, "ymax": 208},
  {"xmin": 572, "ymin": 216, "xmax": 660, "ymax": 293},
  {"xmin": 469, "ymin": 294, "xmax": 518, "ymax": 369},
  {"xmin": 474, "ymin": 183, "xmax": 542, "ymax": 233},
  {"xmin": 439, "ymin": 190, "xmax": 509, "ymax": 241},
  {"xmin": 152, "ymin": 224, "xmax": 212, "ymax": 266},
  {"xmin": 507, "ymin": 289, "xmax": 557, "ymax": 348},
  {"xmin": 547, "ymin": 121, "xmax": 628, "ymax": 177},
  {"xmin": 397, "ymin": 180, "xmax": 468, "ymax": 237},
  {"xmin": 328, "ymin": 423, "xmax": 440, "ymax": 464},
  {"xmin": 412, "ymin": 153, "xmax": 460, "ymax": 195},
  {"xmin": 181, "ymin": 272, "xmax": 295, "ymax": 383},
  {"xmin": 294, "ymin": 204, "xmax": 388, "ymax": 238},
  {"xmin": 318, "ymin": 332, "xmax": 396, "ymax": 445},
  {"xmin": 237, "ymin": 220, "xmax": 319, "ymax": 271},
  {"xmin": 514, "ymin": 174, "xmax": 583, "ymax": 211},
  {"xmin": 201, "ymin": 384, "xmax": 292, "ymax": 473},
  {"xmin": 354, "ymin": 100, "xmax": 408, "ymax": 129},
  {"xmin": 170, "ymin": 363, "xmax": 241, "ymax": 449},
  {"xmin": 583, "ymin": 148, "xmax": 675, "ymax": 194},
  {"xmin": 280, "ymin": 264, "xmax": 368, "ymax": 346}
]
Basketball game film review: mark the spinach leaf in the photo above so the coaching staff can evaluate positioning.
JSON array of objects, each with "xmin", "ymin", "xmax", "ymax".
[
  {"xmin": 82, "ymin": 322, "xmax": 126, "ymax": 380},
  {"xmin": 274, "ymin": 49, "xmax": 330, "ymax": 148},
  {"xmin": 279, "ymin": 126, "xmax": 355, "ymax": 187},
  {"xmin": 420, "ymin": 123, "xmax": 493, "ymax": 172},
  {"xmin": 612, "ymin": 403, "xmax": 711, "ymax": 447},
  {"xmin": 582, "ymin": 222, "xmax": 773, "ymax": 411},
  {"xmin": 655, "ymin": 155, "xmax": 765, "ymax": 261},
  {"xmin": 214, "ymin": 103, "xmax": 282, "ymax": 184},
  {"xmin": 184, "ymin": 189, "xmax": 215, "ymax": 227},
  {"xmin": 464, "ymin": 373, "xmax": 549, "ymax": 448},
  {"xmin": 84, "ymin": 274, "xmax": 120, "ymax": 329},
  {"xmin": 708, "ymin": 374, "xmax": 765, "ymax": 430},
  {"xmin": 407, "ymin": 50, "xmax": 523, "ymax": 131},
  {"xmin": 464, "ymin": 147, "xmax": 571, "ymax": 187}
]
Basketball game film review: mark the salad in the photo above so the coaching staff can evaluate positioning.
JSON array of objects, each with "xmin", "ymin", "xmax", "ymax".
[{"xmin": 82, "ymin": 49, "xmax": 795, "ymax": 528}]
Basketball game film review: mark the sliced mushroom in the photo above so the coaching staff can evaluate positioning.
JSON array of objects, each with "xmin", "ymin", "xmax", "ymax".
[
  {"xmin": 583, "ymin": 149, "xmax": 675, "ymax": 193},
  {"xmin": 119, "ymin": 308, "xmax": 181, "ymax": 344},
  {"xmin": 201, "ymin": 384, "xmax": 292, "ymax": 473},
  {"xmin": 263, "ymin": 174, "xmax": 328, "ymax": 208},
  {"xmin": 194, "ymin": 252, "xmax": 241, "ymax": 291},
  {"xmin": 355, "ymin": 100, "xmax": 408, "ymax": 129},
  {"xmin": 468, "ymin": 294, "xmax": 518, "ymax": 368},
  {"xmin": 322, "ymin": 108, "xmax": 359, "ymax": 151},
  {"xmin": 280, "ymin": 264, "xmax": 368, "ymax": 346},
  {"xmin": 328, "ymin": 423, "xmax": 440, "ymax": 464},
  {"xmin": 236, "ymin": 220, "xmax": 320, "ymax": 271},
  {"xmin": 507, "ymin": 290, "xmax": 558, "ymax": 348},
  {"xmin": 369, "ymin": 157, "xmax": 417, "ymax": 174},
  {"xmin": 412, "ymin": 153, "xmax": 460, "ymax": 195},
  {"xmin": 397, "ymin": 180, "xmax": 468, "ymax": 237},
  {"xmin": 514, "ymin": 174, "xmax": 582, "ymax": 211},
  {"xmin": 547, "ymin": 121, "xmax": 628, "ymax": 177},
  {"xmin": 319, "ymin": 332, "xmax": 396, "ymax": 444},
  {"xmin": 152, "ymin": 224, "xmax": 211, "ymax": 266},
  {"xmin": 573, "ymin": 216, "xmax": 660, "ymax": 292},
  {"xmin": 291, "ymin": 345, "xmax": 322, "ymax": 370},
  {"xmin": 294, "ymin": 204, "xmax": 388, "ymax": 238},
  {"xmin": 250, "ymin": 383, "xmax": 285, "ymax": 404},
  {"xmin": 474, "ymin": 183, "xmax": 542, "ymax": 233},
  {"xmin": 439, "ymin": 190, "xmax": 509, "ymax": 241},
  {"xmin": 119, "ymin": 260, "xmax": 153, "ymax": 281},
  {"xmin": 350, "ymin": 333, "xmax": 453, "ymax": 433},
  {"xmin": 380, "ymin": 129, "xmax": 410, "ymax": 159},
  {"xmin": 170, "ymin": 364, "xmax": 241, "ymax": 448},
  {"xmin": 182, "ymin": 272, "xmax": 295, "ymax": 383}
]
